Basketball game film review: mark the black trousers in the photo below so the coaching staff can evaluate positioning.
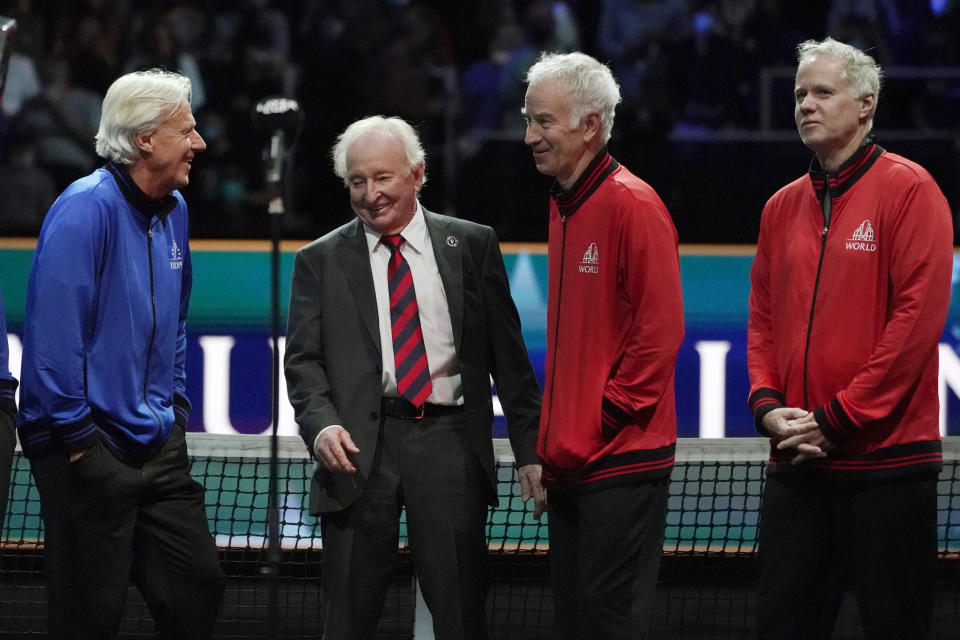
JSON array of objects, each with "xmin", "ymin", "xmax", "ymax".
[
  {"xmin": 30, "ymin": 425, "xmax": 225, "ymax": 640},
  {"xmin": 757, "ymin": 472, "xmax": 938, "ymax": 640},
  {"xmin": 319, "ymin": 411, "xmax": 490, "ymax": 640},
  {"xmin": 0, "ymin": 409, "xmax": 15, "ymax": 528},
  {"xmin": 547, "ymin": 479, "xmax": 670, "ymax": 640}
]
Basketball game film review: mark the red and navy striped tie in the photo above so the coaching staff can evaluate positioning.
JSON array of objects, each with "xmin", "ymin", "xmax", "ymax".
[{"xmin": 383, "ymin": 235, "xmax": 432, "ymax": 407}]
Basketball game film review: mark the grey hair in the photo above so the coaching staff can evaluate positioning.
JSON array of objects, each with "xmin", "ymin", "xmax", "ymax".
[
  {"xmin": 331, "ymin": 116, "xmax": 427, "ymax": 186},
  {"xmin": 797, "ymin": 37, "xmax": 882, "ymax": 129},
  {"xmin": 95, "ymin": 69, "xmax": 193, "ymax": 165},
  {"xmin": 525, "ymin": 51, "xmax": 621, "ymax": 143}
]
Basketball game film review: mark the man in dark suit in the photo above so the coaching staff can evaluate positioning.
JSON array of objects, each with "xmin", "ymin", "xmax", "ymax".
[{"xmin": 284, "ymin": 115, "xmax": 544, "ymax": 640}]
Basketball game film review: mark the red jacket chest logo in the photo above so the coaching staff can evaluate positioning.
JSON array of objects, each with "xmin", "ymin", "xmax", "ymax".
[
  {"xmin": 578, "ymin": 242, "xmax": 600, "ymax": 274},
  {"xmin": 844, "ymin": 219, "xmax": 877, "ymax": 253}
]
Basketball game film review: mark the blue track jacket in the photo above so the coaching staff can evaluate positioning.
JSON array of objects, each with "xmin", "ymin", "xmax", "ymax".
[{"xmin": 17, "ymin": 163, "xmax": 192, "ymax": 464}]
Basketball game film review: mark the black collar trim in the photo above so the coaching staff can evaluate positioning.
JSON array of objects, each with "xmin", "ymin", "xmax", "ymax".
[
  {"xmin": 808, "ymin": 142, "xmax": 884, "ymax": 201},
  {"xmin": 105, "ymin": 162, "xmax": 178, "ymax": 220},
  {"xmin": 550, "ymin": 149, "xmax": 620, "ymax": 217}
]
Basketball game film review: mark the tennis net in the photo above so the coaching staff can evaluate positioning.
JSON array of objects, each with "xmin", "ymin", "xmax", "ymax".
[{"xmin": 1, "ymin": 435, "xmax": 959, "ymax": 639}]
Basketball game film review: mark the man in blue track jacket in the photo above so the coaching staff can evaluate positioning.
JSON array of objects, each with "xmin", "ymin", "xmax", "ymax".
[{"xmin": 17, "ymin": 68, "xmax": 223, "ymax": 640}]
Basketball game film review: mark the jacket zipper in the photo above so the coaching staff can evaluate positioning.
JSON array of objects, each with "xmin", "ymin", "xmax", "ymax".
[
  {"xmin": 144, "ymin": 224, "xmax": 161, "ymax": 430},
  {"xmin": 802, "ymin": 195, "xmax": 831, "ymax": 409},
  {"xmin": 544, "ymin": 215, "xmax": 567, "ymax": 446}
]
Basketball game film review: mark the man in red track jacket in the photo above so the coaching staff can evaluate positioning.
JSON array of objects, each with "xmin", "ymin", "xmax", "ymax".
[
  {"xmin": 523, "ymin": 51, "xmax": 684, "ymax": 640},
  {"xmin": 748, "ymin": 37, "xmax": 953, "ymax": 639}
]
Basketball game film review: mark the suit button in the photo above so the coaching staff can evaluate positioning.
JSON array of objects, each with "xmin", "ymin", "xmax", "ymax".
[
  {"xmin": 370, "ymin": 412, "xmax": 378, "ymax": 421},
  {"xmin": 375, "ymin": 365, "xmax": 382, "ymax": 374}
]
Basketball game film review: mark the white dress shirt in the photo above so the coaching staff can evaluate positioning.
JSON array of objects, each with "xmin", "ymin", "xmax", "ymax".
[{"xmin": 363, "ymin": 204, "xmax": 463, "ymax": 406}]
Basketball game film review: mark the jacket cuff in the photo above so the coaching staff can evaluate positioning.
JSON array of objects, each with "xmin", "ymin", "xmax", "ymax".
[
  {"xmin": 749, "ymin": 388, "xmax": 785, "ymax": 437},
  {"xmin": 173, "ymin": 393, "xmax": 192, "ymax": 430},
  {"xmin": 600, "ymin": 396, "xmax": 632, "ymax": 439},
  {"xmin": 59, "ymin": 415, "xmax": 99, "ymax": 454},
  {"xmin": 0, "ymin": 377, "xmax": 18, "ymax": 416},
  {"xmin": 813, "ymin": 397, "xmax": 856, "ymax": 446}
]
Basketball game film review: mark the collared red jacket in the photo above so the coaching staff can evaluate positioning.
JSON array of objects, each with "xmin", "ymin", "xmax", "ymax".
[
  {"xmin": 538, "ymin": 150, "xmax": 684, "ymax": 493},
  {"xmin": 748, "ymin": 143, "xmax": 952, "ymax": 477},
  {"xmin": 17, "ymin": 162, "xmax": 192, "ymax": 465}
]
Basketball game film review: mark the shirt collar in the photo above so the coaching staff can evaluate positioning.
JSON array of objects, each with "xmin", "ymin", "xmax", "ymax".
[
  {"xmin": 104, "ymin": 161, "xmax": 178, "ymax": 220},
  {"xmin": 807, "ymin": 139, "xmax": 884, "ymax": 201},
  {"xmin": 363, "ymin": 202, "xmax": 428, "ymax": 254},
  {"xmin": 549, "ymin": 148, "xmax": 620, "ymax": 217}
]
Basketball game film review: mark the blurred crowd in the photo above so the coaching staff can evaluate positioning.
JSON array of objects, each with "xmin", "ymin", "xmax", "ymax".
[{"xmin": 0, "ymin": 0, "xmax": 958, "ymax": 239}]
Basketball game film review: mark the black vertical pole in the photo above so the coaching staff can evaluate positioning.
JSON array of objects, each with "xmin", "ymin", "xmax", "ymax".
[
  {"xmin": 267, "ymin": 193, "xmax": 283, "ymax": 639},
  {"xmin": 251, "ymin": 97, "xmax": 301, "ymax": 639}
]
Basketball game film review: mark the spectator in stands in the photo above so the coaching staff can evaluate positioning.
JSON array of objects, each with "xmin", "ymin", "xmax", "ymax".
[
  {"xmin": 0, "ymin": 50, "xmax": 41, "ymax": 119},
  {"xmin": 827, "ymin": 0, "xmax": 893, "ymax": 63},
  {"xmin": 284, "ymin": 115, "xmax": 544, "ymax": 639},
  {"xmin": 596, "ymin": 0, "xmax": 689, "ymax": 133},
  {"xmin": 15, "ymin": 58, "xmax": 102, "ymax": 190},
  {"xmin": 126, "ymin": 21, "xmax": 207, "ymax": 112},
  {"xmin": 0, "ymin": 279, "xmax": 18, "ymax": 531},
  {"xmin": 0, "ymin": 127, "xmax": 56, "ymax": 235},
  {"xmin": 522, "ymin": 51, "xmax": 684, "ymax": 639},
  {"xmin": 16, "ymin": 68, "xmax": 224, "ymax": 639},
  {"xmin": 748, "ymin": 37, "xmax": 951, "ymax": 639}
]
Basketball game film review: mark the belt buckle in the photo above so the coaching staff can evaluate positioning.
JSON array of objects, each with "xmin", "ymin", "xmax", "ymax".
[{"xmin": 413, "ymin": 404, "xmax": 425, "ymax": 421}]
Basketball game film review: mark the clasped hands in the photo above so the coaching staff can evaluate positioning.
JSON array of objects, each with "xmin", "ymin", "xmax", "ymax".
[{"xmin": 762, "ymin": 407, "xmax": 834, "ymax": 465}]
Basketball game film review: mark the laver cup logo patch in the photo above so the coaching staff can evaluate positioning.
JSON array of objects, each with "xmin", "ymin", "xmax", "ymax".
[
  {"xmin": 170, "ymin": 240, "xmax": 184, "ymax": 269},
  {"xmin": 579, "ymin": 242, "xmax": 599, "ymax": 274},
  {"xmin": 846, "ymin": 220, "xmax": 877, "ymax": 252}
]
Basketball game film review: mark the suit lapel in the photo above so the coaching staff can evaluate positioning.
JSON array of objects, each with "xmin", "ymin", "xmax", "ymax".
[
  {"xmin": 335, "ymin": 219, "xmax": 381, "ymax": 356},
  {"xmin": 425, "ymin": 210, "xmax": 464, "ymax": 354}
]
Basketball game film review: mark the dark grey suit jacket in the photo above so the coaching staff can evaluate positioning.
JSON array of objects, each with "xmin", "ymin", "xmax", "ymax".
[{"xmin": 284, "ymin": 209, "xmax": 541, "ymax": 514}]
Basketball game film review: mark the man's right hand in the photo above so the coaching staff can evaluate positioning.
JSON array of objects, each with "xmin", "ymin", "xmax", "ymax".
[
  {"xmin": 314, "ymin": 426, "xmax": 360, "ymax": 474},
  {"xmin": 761, "ymin": 407, "xmax": 812, "ymax": 439}
]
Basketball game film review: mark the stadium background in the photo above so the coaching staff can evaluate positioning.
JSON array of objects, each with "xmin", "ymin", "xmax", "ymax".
[
  {"xmin": 2, "ymin": 2, "xmax": 960, "ymax": 637},
  {"xmin": 1, "ymin": 0, "xmax": 959, "ymax": 438},
  {"xmin": 0, "ymin": 0, "xmax": 957, "ymax": 244}
]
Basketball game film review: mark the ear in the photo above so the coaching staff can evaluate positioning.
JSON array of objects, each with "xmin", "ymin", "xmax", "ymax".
[
  {"xmin": 581, "ymin": 111, "xmax": 602, "ymax": 143},
  {"xmin": 860, "ymin": 93, "xmax": 876, "ymax": 123},
  {"xmin": 411, "ymin": 161, "xmax": 426, "ymax": 191},
  {"xmin": 135, "ymin": 131, "xmax": 154, "ymax": 154}
]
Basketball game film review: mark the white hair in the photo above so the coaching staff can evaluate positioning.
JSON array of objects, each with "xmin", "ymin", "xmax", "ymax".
[
  {"xmin": 525, "ymin": 51, "xmax": 621, "ymax": 143},
  {"xmin": 797, "ymin": 37, "xmax": 882, "ymax": 130},
  {"xmin": 95, "ymin": 69, "xmax": 193, "ymax": 165},
  {"xmin": 331, "ymin": 116, "xmax": 427, "ymax": 186}
]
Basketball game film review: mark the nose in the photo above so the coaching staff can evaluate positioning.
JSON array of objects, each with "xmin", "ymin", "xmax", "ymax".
[
  {"xmin": 362, "ymin": 178, "xmax": 380, "ymax": 201},
  {"xmin": 192, "ymin": 130, "xmax": 207, "ymax": 152},
  {"xmin": 797, "ymin": 94, "xmax": 815, "ymax": 113},
  {"xmin": 524, "ymin": 122, "xmax": 540, "ymax": 147}
]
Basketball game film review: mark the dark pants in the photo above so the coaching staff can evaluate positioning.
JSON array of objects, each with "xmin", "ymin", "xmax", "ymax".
[
  {"xmin": 0, "ymin": 410, "xmax": 15, "ymax": 528},
  {"xmin": 320, "ymin": 412, "xmax": 490, "ymax": 640},
  {"xmin": 548, "ymin": 480, "xmax": 670, "ymax": 640},
  {"xmin": 31, "ymin": 425, "xmax": 225, "ymax": 640},
  {"xmin": 757, "ymin": 472, "xmax": 938, "ymax": 640}
]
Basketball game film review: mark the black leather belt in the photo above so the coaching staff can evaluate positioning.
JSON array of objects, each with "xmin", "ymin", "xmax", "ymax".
[{"xmin": 381, "ymin": 397, "xmax": 464, "ymax": 421}]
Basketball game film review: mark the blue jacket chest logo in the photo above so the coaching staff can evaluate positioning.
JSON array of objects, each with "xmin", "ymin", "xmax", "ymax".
[{"xmin": 169, "ymin": 240, "xmax": 184, "ymax": 270}]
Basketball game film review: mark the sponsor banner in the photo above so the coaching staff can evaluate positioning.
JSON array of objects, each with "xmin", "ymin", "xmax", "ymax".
[{"xmin": 4, "ymin": 245, "xmax": 960, "ymax": 438}]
